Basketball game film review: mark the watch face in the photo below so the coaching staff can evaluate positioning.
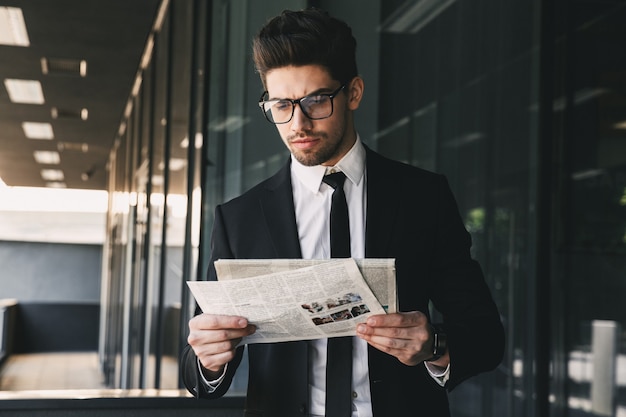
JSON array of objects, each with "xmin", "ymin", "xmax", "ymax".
[
  {"xmin": 433, "ymin": 326, "xmax": 447, "ymax": 356},
  {"xmin": 426, "ymin": 324, "xmax": 447, "ymax": 362}
]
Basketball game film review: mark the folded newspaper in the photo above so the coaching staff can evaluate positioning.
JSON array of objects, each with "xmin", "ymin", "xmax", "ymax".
[{"xmin": 187, "ymin": 258, "xmax": 396, "ymax": 344}]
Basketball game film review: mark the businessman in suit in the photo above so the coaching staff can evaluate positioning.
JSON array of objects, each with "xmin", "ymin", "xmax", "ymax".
[{"xmin": 181, "ymin": 8, "xmax": 504, "ymax": 417}]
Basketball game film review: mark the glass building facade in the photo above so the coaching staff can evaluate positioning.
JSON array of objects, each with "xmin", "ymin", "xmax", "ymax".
[{"xmin": 101, "ymin": 0, "xmax": 626, "ymax": 416}]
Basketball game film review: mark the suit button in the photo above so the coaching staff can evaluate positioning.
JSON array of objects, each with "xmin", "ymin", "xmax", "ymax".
[
  {"xmin": 352, "ymin": 391, "xmax": 358, "ymax": 399},
  {"xmin": 299, "ymin": 404, "xmax": 306, "ymax": 414}
]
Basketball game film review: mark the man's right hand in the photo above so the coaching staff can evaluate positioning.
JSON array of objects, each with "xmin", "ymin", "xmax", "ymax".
[{"xmin": 187, "ymin": 314, "xmax": 256, "ymax": 379}]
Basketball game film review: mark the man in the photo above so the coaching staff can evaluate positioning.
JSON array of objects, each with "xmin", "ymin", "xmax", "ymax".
[{"xmin": 181, "ymin": 8, "xmax": 504, "ymax": 417}]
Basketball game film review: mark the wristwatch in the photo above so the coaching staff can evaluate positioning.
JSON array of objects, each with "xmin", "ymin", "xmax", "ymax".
[{"xmin": 427, "ymin": 324, "xmax": 447, "ymax": 362}]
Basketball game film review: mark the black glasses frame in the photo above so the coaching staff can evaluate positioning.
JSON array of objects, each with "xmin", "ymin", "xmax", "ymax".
[{"xmin": 258, "ymin": 84, "xmax": 347, "ymax": 124}]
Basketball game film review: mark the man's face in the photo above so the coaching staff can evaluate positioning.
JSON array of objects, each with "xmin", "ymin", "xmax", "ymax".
[{"xmin": 264, "ymin": 65, "xmax": 362, "ymax": 167}]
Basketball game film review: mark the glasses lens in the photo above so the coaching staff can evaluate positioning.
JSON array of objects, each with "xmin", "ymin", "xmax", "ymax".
[
  {"xmin": 264, "ymin": 100, "xmax": 293, "ymax": 124},
  {"xmin": 300, "ymin": 95, "xmax": 332, "ymax": 119},
  {"xmin": 260, "ymin": 91, "xmax": 336, "ymax": 124}
]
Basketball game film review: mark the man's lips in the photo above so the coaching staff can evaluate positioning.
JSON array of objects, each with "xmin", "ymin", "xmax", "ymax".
[{"xmin": 290, "ymin": 137, "xmax": 320, "ymax": 150}]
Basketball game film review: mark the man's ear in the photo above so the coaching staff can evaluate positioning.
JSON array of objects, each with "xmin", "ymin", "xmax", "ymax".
[{"xmin": 347, "ymin": 76, "xmax": 364, "ymax": 110}]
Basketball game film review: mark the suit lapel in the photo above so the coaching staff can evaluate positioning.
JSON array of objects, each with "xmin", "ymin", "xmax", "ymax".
[
  {"xmin": 259, "ymin": 160, "xmax": 303, "ymax": 259},
  {"xmin": 365, "ymin": 148, "xmax": 400, "ymax": 258}
]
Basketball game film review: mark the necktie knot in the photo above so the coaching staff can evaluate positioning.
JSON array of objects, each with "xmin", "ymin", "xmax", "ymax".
[{"xmin": 322, "ymin": 171, "xmax": 347, "ymax": 190}]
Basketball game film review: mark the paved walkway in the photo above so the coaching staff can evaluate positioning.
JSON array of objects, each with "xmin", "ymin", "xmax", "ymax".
[
  {"xmin": 0, "ymin": 352, "xmax": 106, "ymax": 391},
  {"xmin": 0, "ymin": 352, "xmax": 178, "ymax": 391}
]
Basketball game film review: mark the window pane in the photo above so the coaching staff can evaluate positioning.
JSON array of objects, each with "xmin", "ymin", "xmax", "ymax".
[{"xmin": 556, "ymin": 2, "xmax": 626, "ymax": 416}]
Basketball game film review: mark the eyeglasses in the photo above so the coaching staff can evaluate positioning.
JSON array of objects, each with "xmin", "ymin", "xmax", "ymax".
[{"xmin": 258, "ymin": 84, "xmax": 346, "ymax": 124}]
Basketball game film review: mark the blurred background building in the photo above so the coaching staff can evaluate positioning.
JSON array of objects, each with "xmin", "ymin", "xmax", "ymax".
[{"xmin": 0, "ymin": 0, "xmax": 625, "ymax": 416}]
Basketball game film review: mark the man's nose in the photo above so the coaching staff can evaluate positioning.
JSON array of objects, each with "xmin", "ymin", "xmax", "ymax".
[{"xmin": 290, "ymin": 103, "xmax": 312, "ymax": 131}]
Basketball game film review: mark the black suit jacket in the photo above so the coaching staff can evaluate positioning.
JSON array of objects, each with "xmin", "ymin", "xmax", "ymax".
[{"xmin": 181, "ymin": 147, "xmax": 505, "ymax": 417}]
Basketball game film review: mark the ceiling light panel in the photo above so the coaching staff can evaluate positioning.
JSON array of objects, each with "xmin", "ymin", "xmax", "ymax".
[
  {"xmin": 22, "ymin": 122, "xmax": 54, "ymax": 139},
  {"xmin": 33, "ymin": 150, "xmax": 60, "ymax": 164},
  {"xmin": 41, "ymin": 169, "xmax": 64, "ymax": 181},
  {"xmin": 41, "ymin": 57, "xmax": 87, "ymax": 77},
  {"xmin": 57, "ymin": 141, "xmax": 88, "ymax": 152},
  {"xmin": 51, "ymin": 107, "xmax": 88, "ymax": 120},
  {"xmin": 4, "ymin": 79, "xmax": 44, "ymax": 104},
  {"xmin": 0, "ymin": 7, "xmax": 30, "ymax": 47}
]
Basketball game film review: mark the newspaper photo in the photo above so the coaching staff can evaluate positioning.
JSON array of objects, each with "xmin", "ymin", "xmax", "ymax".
[{"xmin": 186, "ymin": 258, "xmax": 394, "ymax": 344}]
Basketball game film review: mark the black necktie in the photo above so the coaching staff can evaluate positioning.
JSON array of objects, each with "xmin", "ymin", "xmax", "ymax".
[{"xmin": 322, "ymin": 171, "xmax": 353, "ymax": 417}]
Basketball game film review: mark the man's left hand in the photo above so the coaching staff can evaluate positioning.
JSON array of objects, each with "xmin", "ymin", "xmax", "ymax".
[{"xmin": 356, "ymin": 311, "xmax": 449, "ymax": 368}]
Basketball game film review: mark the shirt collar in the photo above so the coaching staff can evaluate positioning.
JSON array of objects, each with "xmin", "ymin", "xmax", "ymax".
[{"xmin": 291, "ymin": 134, "xmax": 366, "ymax": 194}]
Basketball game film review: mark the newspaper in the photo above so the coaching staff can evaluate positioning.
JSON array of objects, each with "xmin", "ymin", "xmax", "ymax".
[
  {"xmin": 214, "ymin": 258, "xmax": 397, "ymax": 313},
  {"xmin": 186, "ymin": 258, "xmax": 395, "ymax": 344}
]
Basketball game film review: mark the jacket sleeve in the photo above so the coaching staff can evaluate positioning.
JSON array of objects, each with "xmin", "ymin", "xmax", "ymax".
[
  {"xmin": 180, "ymin": 343, "xmax": 244, "ymax": 398},
  {"xmin": 179, "ymin": 204, "xmax": 244, "ymax": 398},
  {"xmin": 429, "ymin": 175, "xmax": 505, "ymax": 391}
]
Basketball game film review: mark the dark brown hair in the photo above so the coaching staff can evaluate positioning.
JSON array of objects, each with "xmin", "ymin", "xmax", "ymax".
[{"xmin": 252, "ymin": 8, "xmax": 358, "ymax": 87}]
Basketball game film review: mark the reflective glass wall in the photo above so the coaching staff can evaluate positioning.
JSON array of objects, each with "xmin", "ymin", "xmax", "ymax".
[
  {"xmin": 101, "ymin": 0, "xmax": 206, "ymax": 390},
  {"xmin": 369, "ymin": 1, "xmax": 541, "ymax": 416},
  {"xmin": 551, "ymin": 1, "xmax": 626, "ymax": 416}
]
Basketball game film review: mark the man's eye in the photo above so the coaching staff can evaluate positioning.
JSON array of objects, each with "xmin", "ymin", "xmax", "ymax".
[
  {"xmin": 274, "ymin": 100, "xmax": 292, "ymax": 111},
  {"xmin": 305, "ymin": 95, "xmax": 324, "ymax": 105}
]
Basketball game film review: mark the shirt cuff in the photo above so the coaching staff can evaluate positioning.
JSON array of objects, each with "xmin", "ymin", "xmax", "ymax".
[
  {"xmin": 197, "ymin": 358, "xmax": 228, "ymax": 393},
  {"xmin": 424, "ymin": 361, "xmax": 450, "ymax": 387}
]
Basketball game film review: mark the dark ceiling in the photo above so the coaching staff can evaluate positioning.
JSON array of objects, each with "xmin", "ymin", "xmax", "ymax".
[{"xmin": 0, "ymin": 0, "xmax": 161, "ymax": 190}]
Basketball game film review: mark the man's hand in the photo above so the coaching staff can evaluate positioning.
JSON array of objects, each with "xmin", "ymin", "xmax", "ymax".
[
  {"xmin": 356, "ymin": 311, "xmax": 449, "ymax": 367},
  {"xmin": 187, "ymin": 314, "xmax": 256, "ymax": 379}
]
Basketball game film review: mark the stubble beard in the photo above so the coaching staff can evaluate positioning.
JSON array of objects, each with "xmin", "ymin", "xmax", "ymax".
[{"xmin": 287, "ymin": 127, "xmax": 348, "ymax": 167}]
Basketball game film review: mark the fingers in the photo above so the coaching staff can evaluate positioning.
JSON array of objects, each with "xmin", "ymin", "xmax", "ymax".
[
  {"xmin": 193, "ymin": 338, "xmax": 242, "ymax": 372},
  {"xmin": 357, "ymin": 312, "xmax": 427, "ymax": 337},
  {"xmin": 187, "ymin": 314, "xmax": 256, "ymax": 372},
  {"xmin": 356, "ymin": 311, "xmax": 432, "ymax": 366},
  {"xmin": 188, "ymin": 314, "xmax": 255, "ymax": 347},
  {"xmin": 189, "ymin": 313, "xmax": 249, "ymax": 331},
  {"xmin": 363, "ymin": 311, "xmax": 426, "ymax": 328}
]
